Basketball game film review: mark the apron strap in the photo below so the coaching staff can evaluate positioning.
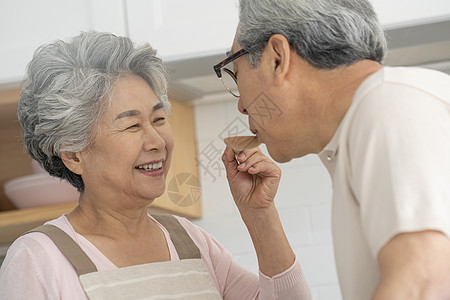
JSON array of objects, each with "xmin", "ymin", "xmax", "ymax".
[
  {"xmin": 25, "ymin": 224, "xmax": 97, "ymax": 276},
  {"xmin": 24, "ymin": 214, "xmax": 200, "ymax": 277},
  {"xmin": 151, "ymin": 214, "xmax": 201, "ymax": 260}
]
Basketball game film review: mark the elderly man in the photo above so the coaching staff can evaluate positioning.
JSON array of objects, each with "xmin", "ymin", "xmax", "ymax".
[{"xmin": 214, "ymin": 0, "xmax": 450, "ymax": 299}]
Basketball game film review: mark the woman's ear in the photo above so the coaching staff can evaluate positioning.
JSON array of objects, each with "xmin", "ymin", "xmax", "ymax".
[
  {"xmin": 265, "ymin": 34, "xmax": 292, "ymax": 85},
  {"xmin": 60, "ymin": 151, "xmax": 83, "ymax": 175}
]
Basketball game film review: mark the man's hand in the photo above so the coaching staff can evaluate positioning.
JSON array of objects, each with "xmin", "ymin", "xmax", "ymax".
[
  {"xmin": 222, "ymin": 146, "xmax": 295, "ymax": 277},
  {"xmin": 222, "ymin": 146, "xmax": 281, "ymax": 211}
]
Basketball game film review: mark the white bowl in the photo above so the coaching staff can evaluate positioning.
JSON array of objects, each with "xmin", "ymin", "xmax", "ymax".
[
  {"xmin": 4, "ymin": 173, "xmax": 79, "ymax": 209},
  {"xmin": 31, "ymin": 159, "xmax": 47, "ymax": 174}
]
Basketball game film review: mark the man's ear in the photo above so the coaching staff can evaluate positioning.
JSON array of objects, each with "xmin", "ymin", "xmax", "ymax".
[
  {"xmin": 264, "ymin": 34, "xmax": 292, "ymax": 85},
  {"xmin": 60, "ymin": 151, "xmax": 83, "ymax": 175}
]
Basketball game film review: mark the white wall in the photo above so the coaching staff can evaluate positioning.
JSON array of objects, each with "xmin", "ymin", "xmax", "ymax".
[
  {"xmin": 371, "ymin": 0, "xmax": 450, "ymax": 28},
  {"xmin": 191, "ymin": 97, "xmax": 341, "ymax": 300}
]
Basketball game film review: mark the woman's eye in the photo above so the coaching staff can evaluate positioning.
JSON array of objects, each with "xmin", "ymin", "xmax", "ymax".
[
  {"xmin": 153, "ymin": 117, "xmax": 166, "ymax": 124},
  {"xmin": 126, "ymin": 124, "xmax": 140, "ymax": 130}
]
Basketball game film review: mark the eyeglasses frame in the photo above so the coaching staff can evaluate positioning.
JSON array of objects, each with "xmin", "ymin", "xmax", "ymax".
[{"xmin": 213, "ymin": 49, "xmax": 249, "ymax": 98}]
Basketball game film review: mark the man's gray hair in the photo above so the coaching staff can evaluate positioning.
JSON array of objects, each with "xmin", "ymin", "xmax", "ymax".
[
  {"xmin": 237, "ymin": 0, "xmax": 387, "ymax": 68},
  {"xmin": 18, "ymin": 31, "xmax": 171, "ymax": 191}
]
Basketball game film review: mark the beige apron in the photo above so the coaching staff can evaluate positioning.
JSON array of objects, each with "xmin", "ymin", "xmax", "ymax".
[{"xmin": 27, "ymin": 215, "xmax": 222, "ymax": 300}]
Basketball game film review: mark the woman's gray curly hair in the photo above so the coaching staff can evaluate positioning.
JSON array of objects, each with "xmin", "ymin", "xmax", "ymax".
[
  {"xmin": 18, "ymin": 31, "xmax": 171, "ymax": 192},
  {"xmin": 237, "ymin": 0, "xmax": 387, "ymax": 69}
]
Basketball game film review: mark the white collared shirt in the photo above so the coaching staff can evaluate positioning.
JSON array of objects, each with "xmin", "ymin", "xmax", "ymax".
[{"xmin": 319, "ymin": 66, "xmax": 450, "ymax": 300}]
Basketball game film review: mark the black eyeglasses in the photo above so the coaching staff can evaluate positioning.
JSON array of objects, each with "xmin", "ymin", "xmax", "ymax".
[{"xmin": 213, "ymin": 49, "xmax": 248, "ymax": 98}]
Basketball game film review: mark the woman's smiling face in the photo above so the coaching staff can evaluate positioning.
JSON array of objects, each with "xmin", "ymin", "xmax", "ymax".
[{"xmin": 77, "ymin": 73, "xmax": 174, "ymax": 205}]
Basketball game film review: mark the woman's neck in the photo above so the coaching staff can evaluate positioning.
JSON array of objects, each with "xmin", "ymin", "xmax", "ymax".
[{"xmin": 67, "ymin": 191, "xmax": 154, "ymax": 239}]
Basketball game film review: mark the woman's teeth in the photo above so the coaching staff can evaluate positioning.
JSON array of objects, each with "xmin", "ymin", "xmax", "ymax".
[{"xmin": 136, "ymin": 161, "xmax": 163, "ymax": 171}]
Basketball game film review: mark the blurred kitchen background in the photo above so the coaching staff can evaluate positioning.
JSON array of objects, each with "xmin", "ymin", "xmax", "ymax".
[{"xmin": 1, "ymin": 1, "xmax": 450, "ymax": 299}]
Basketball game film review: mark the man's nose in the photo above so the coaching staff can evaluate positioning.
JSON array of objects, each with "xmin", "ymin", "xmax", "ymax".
[{"xmin": 237, "ymin": 99, "xmax": 248, "ymax": 115}]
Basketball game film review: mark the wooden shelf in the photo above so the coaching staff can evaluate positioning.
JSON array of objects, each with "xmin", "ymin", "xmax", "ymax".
[
  {"xmin": 0, "ymin": 203, "xmax": 76, "ymax": 244},
  {"xmin": 0, "ymin": 201, "xmax": 198, "ymax": 244}
]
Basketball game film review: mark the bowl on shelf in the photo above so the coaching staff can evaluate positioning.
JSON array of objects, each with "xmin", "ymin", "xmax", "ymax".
[
  {"xmin": 30, "ymin": 159, "xmax": 47, "ymax": 174},
  {"xmin": 4, "ymin": 161, "xmax": 79, "ymax": 209}
]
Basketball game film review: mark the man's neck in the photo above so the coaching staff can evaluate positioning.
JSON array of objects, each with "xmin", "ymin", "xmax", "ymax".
[{"xmin": 315, "ymin": 60, "xmax": 383, "ymax": 150}]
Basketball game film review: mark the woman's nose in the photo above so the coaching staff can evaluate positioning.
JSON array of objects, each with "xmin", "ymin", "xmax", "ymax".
[
  {"xmin": 143, "ymin": 127, "xmax": 166, "ymax": 151},
  {"xmin": 237, "ymin": 99, "xmax": 248, "ymax": 115}
]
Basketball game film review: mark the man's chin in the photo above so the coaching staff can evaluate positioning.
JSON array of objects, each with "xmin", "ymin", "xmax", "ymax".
[{"xmin": 266, "ymin": 147, "xmax": 293, "ymax": 164}]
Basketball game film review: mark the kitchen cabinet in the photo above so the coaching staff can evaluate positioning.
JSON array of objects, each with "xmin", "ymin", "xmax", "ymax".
[
  {"xmin": 0, "ymin": 89, "xmax": 26, "ymax": 212},
  {"xmin": 0, "ymin": 0, "xmax": 91, "ymax": 84},
  {"xmin": 125, "ymin": 0, "xmax": 239, "ymax": 60},
  {"xmin": 0, "ymin": 0, "xmax": 239, "ymax": 84},
  {"xmin": 0, "ymin": 89, "xmax": 201, "ymax": 244},
  {"xmin": 3, "ymin": 0, "xmax": 450, "ymax": 85},
  {"xmin": 90, "ymin": 0, "xmax": 128, "ymax": 36}
]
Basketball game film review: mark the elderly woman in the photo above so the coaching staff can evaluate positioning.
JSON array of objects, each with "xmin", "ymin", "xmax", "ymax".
[{"xmin": 0, "ymin": 32, "xmax": 311, "ymax": 299}]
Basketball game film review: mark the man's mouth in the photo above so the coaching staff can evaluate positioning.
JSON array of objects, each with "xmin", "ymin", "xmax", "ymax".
[{"xmin": 135, "ymin": 161, "xmax": 163, "ymax": 171}]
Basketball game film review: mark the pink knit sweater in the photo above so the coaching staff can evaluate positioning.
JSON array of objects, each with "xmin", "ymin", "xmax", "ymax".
[{"xmin": 0, "ymin": 214, "xmax": 311, "ymax": 299}]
